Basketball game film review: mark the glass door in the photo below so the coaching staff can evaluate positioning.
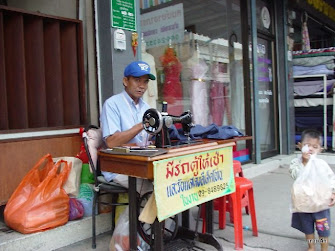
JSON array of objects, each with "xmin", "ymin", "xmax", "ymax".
[
  {"xmin": 250, "ymin": 0, "xmax": 279, "ymax": 158},
  {"xmin": 256, "ymin": 36, "xmax": 278, "ymax": 157}
]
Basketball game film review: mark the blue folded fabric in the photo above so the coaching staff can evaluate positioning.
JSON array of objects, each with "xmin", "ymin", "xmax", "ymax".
[
  {"xmin": 191, "ymin": 124, "xmax": 219, "ymax": 139},
  {"xmin": 168, "ymin": 123, "xmax": 244, "ymax": 140},
  {"xmin": 168, "ymin": 125, "xmax": 185, "ymax": 141},
  {"xmin": 207, "ymin": 125, "xmax": 244, "ymax": 139}
]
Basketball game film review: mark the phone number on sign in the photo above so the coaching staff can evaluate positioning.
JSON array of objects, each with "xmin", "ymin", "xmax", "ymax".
[
  {"xmin": 146, "ymin": 34, "xmax": 180, "ymax": 47},
  {"xmin": 197, "ymin": 183, "xmax": 228, "ymax": 197}
]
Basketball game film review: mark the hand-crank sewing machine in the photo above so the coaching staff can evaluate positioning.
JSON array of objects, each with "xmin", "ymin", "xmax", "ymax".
[{"xmin": 142, "ymin": 103, "xmax": 194, "ymax": 148}]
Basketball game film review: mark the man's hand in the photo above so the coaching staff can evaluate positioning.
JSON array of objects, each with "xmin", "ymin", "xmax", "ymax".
[
  {"xmin": 106, "ymin": 122, "xmax": 144, "ymax": 148},
  {"xmin": 329, "ymin": 193, "xmax": 335, "ymax": 206}
]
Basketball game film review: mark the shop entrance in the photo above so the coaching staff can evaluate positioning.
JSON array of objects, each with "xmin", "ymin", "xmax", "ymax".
[
  {"xmin": 247, "ymin": 0, "xmax": 279, "ymax": 159},
  {"xmin": 256, "ymin": 35, "xmax": 279, "ymax": 158}
]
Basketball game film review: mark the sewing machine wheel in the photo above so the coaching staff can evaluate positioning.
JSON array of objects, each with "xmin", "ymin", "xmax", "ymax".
[
  {"xmin": 137, "ymin": 192, "xmax": 178, "ymax": 245},
  {"xmin": 142, "ymin": 108, "xmax": 163, "ymax": 135}
]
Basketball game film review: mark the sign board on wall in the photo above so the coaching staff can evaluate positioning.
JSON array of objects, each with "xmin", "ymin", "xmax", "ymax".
[
  {"xmin": 140, "ymin": 3, "xmax": 184, "ymax": 49},
  {"xmin": 153, "ymin": 147, "xmax": 235, "ymax": 222},
  {"xmin": 111, "ymin": 0, "xmax": 136, "ymax": 31},
  {"xmin": 306, "ymin": 0, "xmax": 335, "ymax": 22},
  {"xmin": 140, "ymin": 0, "xmax": 173, "ymax": 10}
]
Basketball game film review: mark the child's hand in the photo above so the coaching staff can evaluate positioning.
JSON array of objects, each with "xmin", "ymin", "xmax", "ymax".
[{"xmin": 329, "ymin": 193, "xmax": 335, "ymax": 206}]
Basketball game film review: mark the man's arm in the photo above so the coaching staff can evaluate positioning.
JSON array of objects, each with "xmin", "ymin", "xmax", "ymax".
[{"xmin": 105, "ymin": 122, "xmax": 143, "ymax": 148}]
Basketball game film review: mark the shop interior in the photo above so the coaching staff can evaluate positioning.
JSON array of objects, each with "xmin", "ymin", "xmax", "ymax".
[{"xmin": 288, "ymin": 9, "xmax": 335, "ymax": 152}]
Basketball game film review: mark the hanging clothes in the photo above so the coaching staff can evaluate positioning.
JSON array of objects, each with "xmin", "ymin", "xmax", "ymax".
[
  {"xmin": 141, "ymin": 40, "xmax": 158, "ymax": 108},
  {"xmin": 224, "ymin": 85, "xmax": 232, "ymax": 124},
  {"xmin": 301, "ymin": 13, "xmax": 311, "ymax": 51},
  {"xmin": 189, "ymin": 54, "xmax": 210, "ymax": 126},
  {"xmin": 230, "ymin": 44, "xmax": 245, "ymax": 131},
  {"xmin": 210, "ymin": 62, "xmax": 231, "ymax": 126},
  {"xmin": 160, "ymin": 47, "xmax": 183, "ymax": 116},
  {"xmin": 210, "ymin": 81, "xmax": 224, "ymax": 126}
]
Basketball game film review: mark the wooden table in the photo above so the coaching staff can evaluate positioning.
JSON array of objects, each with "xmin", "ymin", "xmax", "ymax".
[{"xmin": 99, "ymin": 139, "xmax": 244, "ymax": 250}]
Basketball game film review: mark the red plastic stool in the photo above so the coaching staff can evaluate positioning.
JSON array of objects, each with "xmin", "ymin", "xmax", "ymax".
[
  {"xmin": 233, "ymin": 160, "xmax": 244, "ymax": 177},
  {"xmin": 202, "ymin": 160, "xmax": 247, "ymax": 232},
  {"xmin": 228, "ymin": 177, "xmax": 258, "ymax": 249},
  {"xmin": 226, "ymin": 161, "xmax": 249, "ymax": 223},
  {"xmin": 201, "ymin": 161, "xmax": 249, "ymax": 231}
]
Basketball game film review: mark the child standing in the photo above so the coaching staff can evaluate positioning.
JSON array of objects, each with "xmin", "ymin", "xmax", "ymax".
[{"xmin": 289, "ymin": 129, "xmax": 335, "ymax": 251}]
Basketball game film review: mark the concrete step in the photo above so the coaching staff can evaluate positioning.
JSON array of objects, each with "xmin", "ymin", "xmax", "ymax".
[{"xmin": 0, "ymin": 213, "xmax": 112, "ymax": 251}]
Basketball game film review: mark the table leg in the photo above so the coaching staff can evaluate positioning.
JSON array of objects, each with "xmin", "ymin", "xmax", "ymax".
[
  {"xmin": 182, "ymin": 210, "xmax": 189, "ymax": 228},
  {"xmin": 153, "ymin": 218, "xmax": 164, "ymax": 250},
  {"xmin": 129, "ymin": 177, "xmax": 137, "ymax": 251},
  {"xmin": 205, "ymin": 200, "xmax": 213, "ymax": 233}
]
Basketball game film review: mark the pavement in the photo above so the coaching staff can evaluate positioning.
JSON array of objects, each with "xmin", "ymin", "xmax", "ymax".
[{"xmin": 2, "ymin": 153, "xmax": 335, "ymax": 251}]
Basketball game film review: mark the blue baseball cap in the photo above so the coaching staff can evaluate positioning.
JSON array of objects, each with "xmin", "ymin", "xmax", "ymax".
[{"xmin": 124, "ymin": 61, "xmax": 156, "ymax": 80}]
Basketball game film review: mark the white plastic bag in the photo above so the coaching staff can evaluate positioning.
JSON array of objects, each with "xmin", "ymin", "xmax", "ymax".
[
  {"xmin": 109, "ymin": 206, "xmax": 149, "ymax": 251},
  {"xmin": 291, "ymin": 155, "xmax": 334, "ymax": 213}
]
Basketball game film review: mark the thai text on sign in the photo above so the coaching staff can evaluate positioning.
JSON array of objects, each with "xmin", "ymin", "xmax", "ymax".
[
  {"xmin": 111, "ymin": 0, "xmax": 136, "ymax": 31},
  {"xmin": 140, "ymin": 3, "xmax": 184, "ymax": 49},
  {"xmin": 153, "ymin": 147, "xmax": 235, "ymax": 222}
]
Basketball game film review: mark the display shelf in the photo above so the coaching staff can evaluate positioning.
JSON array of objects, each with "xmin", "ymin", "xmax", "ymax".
[{"xmin": 293, "ymin": 74, "xmax": 333, "ymax": 150}]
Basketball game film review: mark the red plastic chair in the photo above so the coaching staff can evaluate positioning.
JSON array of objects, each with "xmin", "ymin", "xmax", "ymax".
[
  {"xmin": 202, "ymin": 160, "xmax": 248, "ymax": 230},
  {"xmin": 225, "ymin": 161, "xmax": 249, "ymax": 224},
  {"xmin": 201, "ymin": 160, "xmax": 258, "ymax": 250}
]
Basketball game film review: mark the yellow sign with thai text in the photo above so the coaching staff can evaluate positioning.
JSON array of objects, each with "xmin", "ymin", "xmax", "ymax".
[
  {"xmin": 307, "ymin": 0, "xmax": 335, "ymax": 22},
  {"xmin": 153, "ymin": 146, "xmax": 235, "ymax": 222}
]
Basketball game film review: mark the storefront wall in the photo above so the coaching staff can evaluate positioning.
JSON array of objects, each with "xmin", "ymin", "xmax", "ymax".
[
  {"xmin": 96, "ymin": 0, "xmax": 262, "ymax": 156},
  {"xmin": 96, "ymin": 0, "xmax": 299, "ymax": 162},
  {"xmin": 276, "ymin": 0, "xmax": 296, "ymax": 156},
  {"xmin": 6, "ymin": 0, "xmax": 330, "ymax": 204},
  {"xmin": 0, "ymin": 0, "xmax": 86, "ymax": 205},
  {"xmin": 0, "ymin": 0, "xmax": 300, "ymax": 204}
]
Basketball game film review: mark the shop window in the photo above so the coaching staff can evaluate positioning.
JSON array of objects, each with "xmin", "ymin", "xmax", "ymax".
[
  {"xmin": 0, "ymin": 6, "xmax": 86, "ymax": 132},
  {"xmin": 140, "ymin": 0, "xmax": 246, "ymax": 134}
]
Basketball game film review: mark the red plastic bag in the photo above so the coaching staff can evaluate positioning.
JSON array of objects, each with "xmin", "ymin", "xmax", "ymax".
[
  {"xmin": 4, "ymin": 154, "xmax": 71, "ymax": 234},
  {"xmin": 69, "ymin": 198, "xmax": 84, "ymax": 221},
  {"xmin": 76, "ymin": 127, "xmax": 89, "ymax": 164},
  {"xmin": 76, "ymin": 143, "xmax": 89, "ymax": 163}
]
